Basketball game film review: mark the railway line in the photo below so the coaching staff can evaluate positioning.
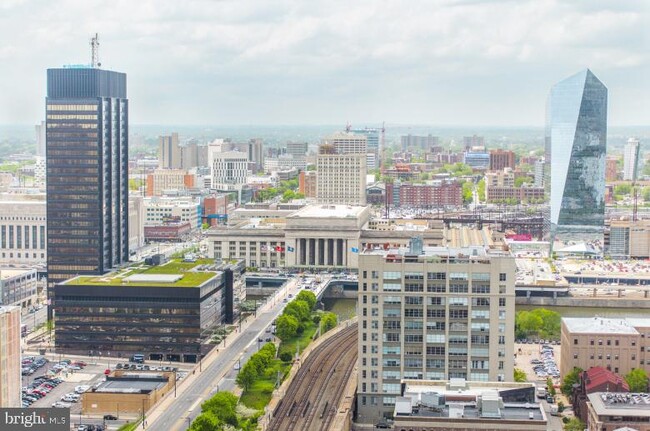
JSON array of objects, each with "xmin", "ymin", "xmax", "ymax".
[{"xmin": 268, "ymin": 323, "xmax": 358, "ymax": 431}]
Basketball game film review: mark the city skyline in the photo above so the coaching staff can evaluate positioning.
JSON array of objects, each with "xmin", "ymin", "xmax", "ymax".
[{"xmin": 0, "ymin": 1, "xmax": 647, "ymax": 127}]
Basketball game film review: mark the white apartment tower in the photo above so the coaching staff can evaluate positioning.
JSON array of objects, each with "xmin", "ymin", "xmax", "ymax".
[
  {"xmin": 210, "ymin": 150, "xmax": 249, "ymax": 202},
  {"xmin": 624, "ymin": 138, "xmax": 641, "ymax": 181},
  {"xmin": 316, "ymin": 133, "xmax": 368, "ymax": 206},
  {"xmin": 357, "ymin": 243, "xmax": 516, "ymax": 421}
]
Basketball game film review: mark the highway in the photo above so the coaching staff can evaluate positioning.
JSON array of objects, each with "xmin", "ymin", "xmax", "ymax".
[{"xmin": 148, "ymin": 276, "xmax": 328, "ymax": 431}]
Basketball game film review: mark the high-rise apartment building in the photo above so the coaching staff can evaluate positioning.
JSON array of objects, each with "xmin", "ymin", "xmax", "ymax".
[
  {"xmin": 489, "ymin": 149, "xmax": 516, "ymax": 171},
  {"xmin": 623, "ymin": 138, "xmax": 640, "ymax": 181},
  {"xmin": 322, "ymin": 132, "xmax": 368, "ymax": 154},
  {"xmin": 0, "ymin": 306, "xmax": 21, "ymax": 407},
  {"xmin": 210, "ymin": 150, "xmax": 249, "ymax": 202},
  {"xmin": 286, "ymin": 141, "xmax": 308, "ymax": 157},
  {"xmin": 159, "ymin": 133, "xmax": 181, "ymax": 169},
  {"xmin": 401, "ymin": 134, "xmax": 440, "ymax": 151},
  {"xmin": 463, "ymin": 135, "xmax": 485, "ymax": 151},
  {"xmin": 146, "ymin": 168, "xmax": 196, "ymax": 196},
  {"xmin": 352, "ymin": 128, "xmax": 380, "ymax": 170},
  {"xmin": 316, "ymin": 141, "xmax": 367, "ymax": 206},
  {"xmin": 545, "ymin": 69, "xmax": 607, "ymax": 236},
  {"xmin": 534, "ymin": 158, "xmax": 545, "ymax": 187},
  {"xmin": 46, "ymin": 67, "xmax": 129, "ymax": 303},
  {"xmin": 357, "ymin": 244, "xmax": 515, "ymax": 421}
]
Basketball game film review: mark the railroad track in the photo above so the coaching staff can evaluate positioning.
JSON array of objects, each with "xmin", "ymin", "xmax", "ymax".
[{"xmin": 268, "ymin": 323, "xmax": 358, "ymax": 431}]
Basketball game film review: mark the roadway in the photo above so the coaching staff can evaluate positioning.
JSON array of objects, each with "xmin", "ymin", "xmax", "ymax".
[
  {"xmin": 24, "ymin": 306, "xmax": 47, "ymax": 333},
  {"xmin": 147, "ymin": 275, "xmax": 331, "ymax": 430}
]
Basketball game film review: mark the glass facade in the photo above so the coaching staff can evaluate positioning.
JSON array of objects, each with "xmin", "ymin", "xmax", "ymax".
[
  {"xmin": 53, "ymin": 278, "xmax": 225, "ymax": 359},
  {"xmin": 46, "ymin": 68, "xmax": 129, "ymax": 297},
  {"xmin": 545, "ymin": 69, "xmax": 607, "ymax": 233}
]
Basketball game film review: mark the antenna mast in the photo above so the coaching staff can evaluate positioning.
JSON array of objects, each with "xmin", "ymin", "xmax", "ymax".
[{"xmin": 91, "ymin": 33, "xmax": 100, "ymax": 68}]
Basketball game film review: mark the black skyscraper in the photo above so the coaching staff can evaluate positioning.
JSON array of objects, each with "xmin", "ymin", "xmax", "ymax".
[{"xmin": 46, "ymin": 67, "xmax": 129, "ymax": 301}]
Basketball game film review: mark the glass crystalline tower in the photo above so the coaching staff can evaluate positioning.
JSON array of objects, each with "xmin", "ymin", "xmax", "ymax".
[
  {"xmin": 46, "ymin": 67, "xmax": 129, "ymax": 300},
  {"xmin": 545, "ymin": 69, "xmax": 607, "ymax": 238}
]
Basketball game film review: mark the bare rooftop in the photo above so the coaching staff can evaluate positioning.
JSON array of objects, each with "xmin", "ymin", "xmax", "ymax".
[
  {"xmin": 563, "ymin": 317, "xmax": 639, "ymax": 335},
  {"xmin": 287, "ymin": 204, "xmax": 367, "ymax": 219}
]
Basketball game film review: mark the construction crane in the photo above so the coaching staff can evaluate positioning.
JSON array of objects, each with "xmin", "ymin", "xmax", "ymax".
[{"xmin": 90, "ymin": 33, "xmax": 101, "ymax": 68}]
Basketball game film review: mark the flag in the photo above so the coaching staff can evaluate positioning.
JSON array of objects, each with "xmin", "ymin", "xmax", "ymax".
[
  {"xmin": 351, "ymin": 247, "xmax": 359, "ymax": 253},
  {"xmin": 287, "ymin": 246, "xmax": 295, "ymax": 252},
  {"xmin": 275, "ymin": 246, "xmax": 285, "ymax": 252},
  {"xmin": 260, "ymin": 244, "xmax": 268, "ymax": 252}
]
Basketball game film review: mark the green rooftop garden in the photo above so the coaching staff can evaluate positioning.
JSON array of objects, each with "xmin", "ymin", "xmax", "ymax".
[{"xmin": 65, "ymin": 258, "xmax": 218, "ymax": 287}]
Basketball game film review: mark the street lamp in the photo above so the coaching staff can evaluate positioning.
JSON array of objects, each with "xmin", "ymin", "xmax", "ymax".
[{"xmin": 186, "ymin": 417, "xmax": 191, "ymax": 428}]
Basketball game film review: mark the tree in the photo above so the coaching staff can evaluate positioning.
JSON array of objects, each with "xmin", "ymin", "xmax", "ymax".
[
  {"xmin": 275, "ymin": 314, "xmax": 299, "ymax": 341},
  {"xmin": 190, "ymin": 411, "xmax": 222, "ymax": 431},
  {"xmin": 284, "ymin": 300, "xmax": 310, "ymax": 322},
  {"xmin": 201, "ymin": 391, "xmax": 239, "ymax": 427},
  {"xmin": 625, "ymin": 368, "xmax": 649, "ymax": 392},
  {"xmin": 477, "ymin": 178, "xmax": 486, "ymax": 201},
  {"xmin": 563, "ymin": 417, "xmax": 586, "ymax": 431},
  {"xmin": 320, "ymin": 312, "xmax": 337, "ymax": 333},
  {"xmin": 514, "ymin": 176, "xmax": 533, "ymax": 187},
  {"xmin": 561, "ymin": 367, "xmax": 583, "ymax": 396},
  {"xmin": 514, "ymin": 368, "xmax": 527, "ymax": 382},
  {"xmin": 236, "ymin": 362, "xmax": 257, "ymax": 392},
  {"xmin": 614, "ymin": 183, "xmax": 632, "ymax": 196},
  {"xmin": 642, "ymin": 187, "xmax": 650, "ymax": 202},
  {"xmin": 462, "ymin": 181, "xmax": 473, "ymax": 204},
  {"xmin": 296, "ymin": 291, "xmax": 317, "ymax": 310}
]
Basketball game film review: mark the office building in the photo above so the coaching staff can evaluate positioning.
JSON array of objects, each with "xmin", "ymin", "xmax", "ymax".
[
  {"xmin": 464, "ymin": 150, "xmax": 490, "ymax": 170},
  {"xmin": 545, "ymin": 69, "xmax": 607, "ymax": 236},
  {"xmin": 0, "ymin": 200, "xmax": 46, "ymax": 265},
  {"xmin": 317, "ymin": 133, "xmax": 367, "ymax": 205},
  {"xmin": 390, "ymin": 379, "xmax": 545, "ymax": 430},
  {"xmin": 352, "ymin": 128, "xmax": 380, "ymax": 170},
  {"xmin": 357, "ymin": 243, "xmax": 515, "ymax": 421},
  {"xmin": 286, "ymin": 141, "xmax": 308, "ymax": 157},
  {"xmin": 489, "ymin": 149, "xmax": 515, "ymax": 171},
  {"xmin": 46, "ymin": 67, "xmax": 129, "ymax": 300},
  {"xmin": 534, "ymin": 159, "xmax": 545, "ymax": 188},
  {"xmin": 210, "ymin": 150, "xmax": 249, "ymax": 202},
  {"xmin": 0, "ymin": 306, "xmax": 21, "ymax": 407},
  {"xmin": 158, "ymin": 133, "xmax": 181, "ymax": 169},
  {"xmin": 53, "ymin": 259, "xmax": 243, "ymax": 360},
  {"xmin": 605, "ymin": 157, "xmax": 619, "ymax": 182},
  {"xmin": 605, "ymin": 219, "xmax": 650, "ymax": 259},
  {"xmin": 560, "ymin": 317, "xmax": 650, "ymax": 377},
  {"xmin": 143, "ymin": 197, "xmax": 200, "ymax": 228},
  {"xmin": 146, "ymin": 168, "xmax": 196, "ymax": 197},
  {"xmin": 0, "ymin": 268, "xmax": 38, "ymax": 310},
  {"xmin": 624, "ymin": 138, "xmax": 640, "ymax": 181}
]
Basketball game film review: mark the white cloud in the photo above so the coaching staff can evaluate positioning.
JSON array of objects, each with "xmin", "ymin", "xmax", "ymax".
[{"xmin": 0, "ymin": 0, "xmax": 647, "ymax": 125}]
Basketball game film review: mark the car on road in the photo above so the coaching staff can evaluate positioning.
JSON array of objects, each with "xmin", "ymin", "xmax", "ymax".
[{"xmin": 103, "ymin": 415, "xmax": 118, "ymax": 421}]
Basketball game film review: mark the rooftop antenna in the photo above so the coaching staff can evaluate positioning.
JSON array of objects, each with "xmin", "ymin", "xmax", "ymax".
[{"xmin": 91, "ymin": 33, "xmax": 101, "ymax": 68}]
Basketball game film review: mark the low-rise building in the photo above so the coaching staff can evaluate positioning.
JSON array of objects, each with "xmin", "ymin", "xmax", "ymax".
[
  {"xmin": 586, "ymin": 392, "xmax": 650, "ymax": 431},
  {"xmin": 0, "ymin": 268, "xmax": 38, "ymax": 310},
  {"xmin": 144, "ymin": 197, "xmax": 200, "ymax": 229},
  {"xmin": 606, "ymin": 219, "xmax": 650, "ymax": 259},
  {"xmin": 561, "ymin": 317, "xmax": 650, "ymax": 378},
  {"xmin": 0, "ymin": 306, "xmax": 21, "ymax": 407},
  {"xmin": 572, "ymin": 367, "xmax": 629, "ymax": 424},
  {"xmin": 298, "ymin": 170, "xmax": 317, "ymax": 198},
  {"xmin": 144, "ymin": 221, "xmax": 192, "ymax": 242},
  {"xmin": 82, "ymin": 371, "xmax": 174, "ymax": 415},
  {"xmin": 0, "ymin": 199, "xmax": 46, "ymax": 265},
  {"xmin": 53, "ymin": 259, "xmax": 240, "ymax": 361},
  {"xmin": 389, "ymin": 379, "xmax": 545, "ymax": 431},
  {"xmin": 146, "ymin": 168, "xmax": 196, "ymax": 197}
]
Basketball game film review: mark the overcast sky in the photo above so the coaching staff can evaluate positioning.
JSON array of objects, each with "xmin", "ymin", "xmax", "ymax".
[{"xmin": 0, "ymin": 0, "xmax": 647, "ymax": 126}]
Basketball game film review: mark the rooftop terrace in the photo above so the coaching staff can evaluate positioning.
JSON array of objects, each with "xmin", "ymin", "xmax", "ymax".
[{"xmin": 63, "ymin": 259, "xmax": 218, "ymax": 288}]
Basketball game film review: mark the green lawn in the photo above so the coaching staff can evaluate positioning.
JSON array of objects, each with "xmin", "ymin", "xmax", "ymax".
[
  {"xmin": 65, "ymin": 259, "xmax": 217, "ymax": 287},
  {"xmin": 117, "ymin": 420, "xmax": 141, "ymax": 431},
  {"xmin": 278, "ymin": 322, "xmax": 318, "ymax": 359},
  {"xmin": 240, "ymin": 359, "xmax": 291, "ymax": 410}
]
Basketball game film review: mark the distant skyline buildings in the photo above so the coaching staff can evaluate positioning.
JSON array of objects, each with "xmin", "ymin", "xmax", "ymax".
[
  {"xmin": 623, "ymin": 137, "xmax": 640, "ymax": 181},
  {"xmin": 545, "ymin": 69, "xmax": 607, "ymax": 236}
]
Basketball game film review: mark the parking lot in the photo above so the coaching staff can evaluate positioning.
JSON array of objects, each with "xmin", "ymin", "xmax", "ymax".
[
  {"xmin": 515, "ymin": 341, "xmax": 561, "ymax": 384},
  {"xmin": 21, "ymin": 353, "xmax": 194, "ymax": 430}
]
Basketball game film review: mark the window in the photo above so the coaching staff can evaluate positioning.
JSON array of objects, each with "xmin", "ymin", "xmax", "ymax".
[
  {"xmin": 574, "ymin": 339, "xmax": 578, "ymax": 345},
  {"xmin": 607, "ymin": 340, "xmax": 611, "ymax": 346},
  {"xmin": 573, "ymin": 354, "xmax": 578, "ymax": 359},
  {"xmin": 615, "ymin": 340, "xmax": 619, "ymax": 346},
  {"xmin": 499, "ymin": 273, "xmax": 507, "ymax": 281},
  {"xmin": 590, "ymin": 340, "xmax": 594, "ymax": 346},
  {"xmin": 499, "ymin": 298, "xmax": 506, "ymax": 307}
]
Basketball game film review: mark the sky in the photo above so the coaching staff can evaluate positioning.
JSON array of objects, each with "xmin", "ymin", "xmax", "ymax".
[{"xmin": 0, "ymin": 0, "xmax": 648, "ymax": 127}]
